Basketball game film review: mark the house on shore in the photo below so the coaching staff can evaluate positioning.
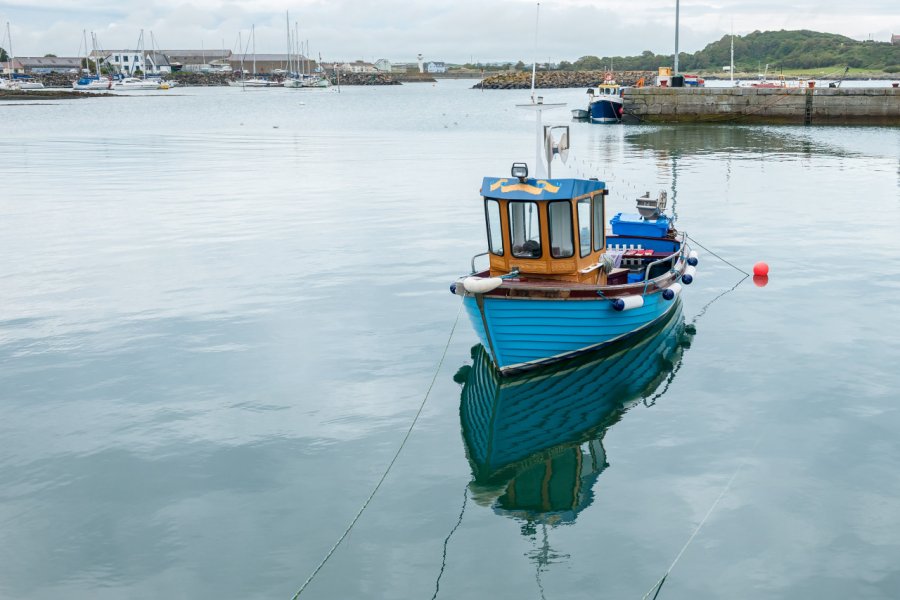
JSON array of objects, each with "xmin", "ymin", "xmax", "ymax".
[
  {"xmin": 1, "ymin": 56, "xmax": 83, "ymax": 75},
  {"xmin": 229, "ymin": 54, "xmax": 311, "ymax": 74},
  {"xmin": 426, "ymin": 61, "xmax": 447, "ymax": 74}
]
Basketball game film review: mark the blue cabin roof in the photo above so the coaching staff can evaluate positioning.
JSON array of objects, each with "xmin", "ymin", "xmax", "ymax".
[{"xmin": 481, "ymin": 177, "xmax": 606, "ymax": 201}]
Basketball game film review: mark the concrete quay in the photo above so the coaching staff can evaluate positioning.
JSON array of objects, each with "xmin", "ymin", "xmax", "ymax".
[{"xmin": 623, "ymin": 87, "xmax": 900, "ymax": 125}]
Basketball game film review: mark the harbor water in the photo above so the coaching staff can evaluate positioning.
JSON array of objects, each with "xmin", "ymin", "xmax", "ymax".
[{"xmin": 1, "ymin": 80, "xmax": 899, "ymax": 599}]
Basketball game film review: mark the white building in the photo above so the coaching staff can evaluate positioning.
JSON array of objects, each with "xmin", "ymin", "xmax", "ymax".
[
  {"xmin": 426, "ymin": 61, "xmax": 447, "ymax": 74},
  {"xmin": 340, "ymin": 60, "xmax": 378, "ymax": 73},
  {"xmin": 91, "ymin": 50, "xmax": 171, "ymax": 75}
]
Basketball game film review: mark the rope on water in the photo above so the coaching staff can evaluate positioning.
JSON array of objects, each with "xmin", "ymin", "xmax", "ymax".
[
  {"xmin": 430, "ymin": 485, "xmax": 469, "ymax": 600},
  {"xmin": 639, "ymin": 431, "xmax": 764, "ymax": 600},
  {"xmin": 686, "ymin": 234, "xmax": 751, "ymax": 276},
  {"xmin": 290, "ymin": 304, "xmax": 464, "ymax": 600}
]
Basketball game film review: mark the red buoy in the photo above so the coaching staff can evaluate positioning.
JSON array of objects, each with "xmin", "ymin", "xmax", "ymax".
[
  {"xmin": 753, "ymin": 275, "xmax": 769, "ymax": 288},
  {"xmin": 753, "ymin": 261, "xmax": 769, "ymax": 277}
]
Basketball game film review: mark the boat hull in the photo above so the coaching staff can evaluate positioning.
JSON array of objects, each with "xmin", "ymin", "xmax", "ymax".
[
  {"xmin": 463, "ymin": 289, "xmax": 677, "ymax": 373},
  {"xmin": 589, "ymin": 98, "xmax": 622, "ymax": 123}
]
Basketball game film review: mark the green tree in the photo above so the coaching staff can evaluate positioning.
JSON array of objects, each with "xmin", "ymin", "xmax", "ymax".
[
  {"xmin": 0, "ymin": 47, "xmax": 8, "ymax": 62},
  {"xmin": 44, "ymin": 53, "xmax": 57, "ymax": 58},
  {"xmin": 514, "ymin": 60, "xmax": 525, "ymax": 71}
]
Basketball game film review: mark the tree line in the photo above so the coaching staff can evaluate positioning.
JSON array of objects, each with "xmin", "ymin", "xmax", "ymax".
[{"xmin": 557, "ymin": 30, "xmax": 899, "ymax": 73}]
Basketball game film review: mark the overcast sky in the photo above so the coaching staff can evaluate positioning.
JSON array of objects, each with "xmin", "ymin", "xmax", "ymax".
[{"xmin": 0, "ymin": 0, "xmax": 897, "ymax": 62}]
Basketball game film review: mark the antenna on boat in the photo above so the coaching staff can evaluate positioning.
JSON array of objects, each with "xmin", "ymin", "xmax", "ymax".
[
  {"xmin": 530, "ymin": 2, "xmax": 539, "ymax": 103},
  {"xmin": 516, "ymin": 1, "xmax": 563, "ymax": 178}
]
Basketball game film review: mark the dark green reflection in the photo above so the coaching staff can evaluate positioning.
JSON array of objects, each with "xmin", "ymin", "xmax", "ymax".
[
  {"xmin": 456, "ymin": 302, "xmax": 694, "ymax": 528},
  {"xmin": 624, "ymin": 125, "xmax": 857, "ymax": 159}
]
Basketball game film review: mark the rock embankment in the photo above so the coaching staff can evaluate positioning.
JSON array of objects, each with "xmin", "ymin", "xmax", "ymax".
[
  {"xmin": 332, "ymin": 72, "xmax": 400, "ymax": 85},
  {"xmin": 474, "ymin": 71, "xmax": 654, "ymax": 89}
]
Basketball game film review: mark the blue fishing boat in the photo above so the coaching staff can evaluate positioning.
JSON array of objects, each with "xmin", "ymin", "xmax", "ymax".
[
  {"xmin": 586, "ymin": 81, "xmax": 624, "ymax": 123},
  {"xmin": 451, "ymin": 162, "xmax": 698, "ymax": 374},
  {"xmin": 457, "ymin": 303, "xmax": 694, "ymax": 523}
]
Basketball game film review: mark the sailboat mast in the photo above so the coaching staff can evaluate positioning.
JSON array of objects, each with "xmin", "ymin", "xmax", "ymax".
[
  {"xmin": 238, "ymin": 30, "xmax": 244, "ymax": 87},
  {"xmin": 252, "ymin": 24, "xmax": 256, "ymax": 76},
  {"xmin": 83, "ymin": 29, "xmax": 89, "ymax": 76},
  {"xmin": 6, "ymin": 22, "xmax": 13, "ymax": 83},
  {"xmin": 285, "ymin": 11, "xmax": 290, "ymax": 75},
  {"xmin": 92, "ymin": 32, "xmax": 101, "ymax": 78}
]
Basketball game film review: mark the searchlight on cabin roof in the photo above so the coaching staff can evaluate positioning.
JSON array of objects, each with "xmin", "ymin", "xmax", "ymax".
[{"xmin": 511, "ymin": 162, "xmax": 529, "ymax": 181}]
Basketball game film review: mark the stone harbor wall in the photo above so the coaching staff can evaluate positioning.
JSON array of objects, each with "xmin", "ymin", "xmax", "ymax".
[{"xmin": 622, "ymin": 87, "xmax": 900, "ymax": 125}]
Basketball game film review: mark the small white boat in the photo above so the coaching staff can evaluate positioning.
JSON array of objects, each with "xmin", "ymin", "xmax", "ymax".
[
  {"xmin": 0, "ymin": 79, "xmax": 20, "ymax": 91},
  {"xmin": 116, "ymin": 77, "xmax": 160, "ymax": 90},
  {"xmin": 73, "ymin": 75, "xmax": 113, "ymax": 91},
  {"xmin": 229, "ymin": 77, "xmax": 275, "ymax": 87},
  {"xmin": 17, "ymin": 80, "xmax": 44, "ymax": 90}
]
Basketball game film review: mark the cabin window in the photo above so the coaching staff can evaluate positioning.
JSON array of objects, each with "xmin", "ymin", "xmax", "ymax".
[
  {"xmin": 577, "ymin": 199, "xmax": 591, "ymax": 257},
  {"xmin": 509, "ymin": 201, "xmax": 542, "ymax": 259},
  {"xmin": 592, "ymin": 195, "xmax": 605, "ymax": 251},
  {"xmin": 548, "ymin": 201, "xmax": 574, "ymax": 258},
  {"xmin": 485, "ymin": 199, "xmax": 503, "ymax": 256}
]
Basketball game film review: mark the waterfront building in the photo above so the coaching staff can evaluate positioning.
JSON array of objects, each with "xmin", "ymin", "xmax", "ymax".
[
  {"xmin": 426, "ymin": 61, "xmax": 447, "ymax": 74},
  {"xmin": 334, "ymin": 60, "xmax": 377, "ymax": 73},
  {"xmin": 90, "ymin": 49, "xmax": 180, "ymax": 74},
  {"xmin": 892, "ymin": 34, "xmax": 899, "ymax": 45},
  {"xmin": 229, "ymin": 54, "xmax": 311, "ymax": 74},
  {"xmin": 164, "ymin": 50, "xmax": 231, "ymax": 73},
  {"xmin": 1, "ymin": 57, "xmax": 82, "ymax": 74}
]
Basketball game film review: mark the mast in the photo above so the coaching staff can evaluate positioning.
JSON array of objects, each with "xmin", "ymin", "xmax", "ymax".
[
  {"xmin": 730, "ymin": 22, "xmax": 734, "ymax": 82},
  {"xmin": 530, "ymin": 2, "xmax": 539, "ymax": 102},
  {"xmin": 238, "ymin": 30, "xmax": 245, "ymax": 87},
  {"xmin": 674, "ymin": 0, "xmax": 680, "ymax": 74},
  {"xmin": 83, "ymin": 29, "xmax": 89, "ymax": 76},
  {"xmin": 92, "ymin": 32, "xmax": 102, "ymax": 78},
  {"xmin": 6, "ymin": 22, "xmax": 13, "ymax": 83},
  {"xmin": 251, "ymin": 24, "xmax": 256, "ymax": 76},
  {"xmin": 285, "ymin": 11, "xmax": 291, "ymax": 76}
]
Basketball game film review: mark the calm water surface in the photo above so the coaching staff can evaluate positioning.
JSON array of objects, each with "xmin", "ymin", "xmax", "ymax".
[{"xmin": 1, "ymin": 81, "xmax": 899, "ymax": 599}]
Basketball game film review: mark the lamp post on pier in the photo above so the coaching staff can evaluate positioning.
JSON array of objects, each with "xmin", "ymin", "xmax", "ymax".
[{"xmin": 674, "ymin": 0, "xmax": 680, "ymax": 74}]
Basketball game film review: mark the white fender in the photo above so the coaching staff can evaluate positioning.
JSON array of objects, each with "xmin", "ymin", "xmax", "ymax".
[
  {"xmin": 684, "ymin": 265, "xmax": 697, "ymax": 278},
  {"xmin": 463, "ymin": 276, "xmax": 504, "ymax": 294},
  {"xmin": 663, "ymin": 282, "xmax": 682, "ymax": 300},
  {"xmin": 688, "ymin": 250, "xmax": 699, "ymax": 261},
  {"xmin": 612, "ymin": 295, "xmax": 644, "ymax": 312}
]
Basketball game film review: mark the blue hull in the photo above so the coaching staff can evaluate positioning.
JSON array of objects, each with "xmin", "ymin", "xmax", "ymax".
[
  {"xmin": 463, "ymin": 290, "xmax": 677, "ymax": 373},
  {"xmin": 589, "ymin": 98, "xmax": 622, "ymax": 123}
]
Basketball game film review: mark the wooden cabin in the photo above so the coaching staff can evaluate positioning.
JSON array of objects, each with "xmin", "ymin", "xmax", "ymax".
[{"xmin": 480, "ymin": 174, "xmax": 609, "ymax": 284}]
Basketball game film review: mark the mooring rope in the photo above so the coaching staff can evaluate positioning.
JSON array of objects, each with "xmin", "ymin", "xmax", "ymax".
[
  {"xmin": 430, "ymin": 485, "xmax": 469, "ymax": 600},
  {"xmin": 290, "ymin": 303, "xmax": 464, "ymax": 599},
  {"xmin": 640, "ymin": 431, "xmax": 764, "ymax": 600},
  {"xmin": 685, "ymin": 234, "xmax": 751, "ymax": 276}
]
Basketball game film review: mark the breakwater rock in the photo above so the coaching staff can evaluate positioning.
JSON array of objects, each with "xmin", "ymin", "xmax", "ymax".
[
  {"xmin": 333, "ymin": 72, "xmax": 401, "ymax": 85},
  {"xmin": 474, "ymin": 70, "xmax": 654, "ymax": 89}
]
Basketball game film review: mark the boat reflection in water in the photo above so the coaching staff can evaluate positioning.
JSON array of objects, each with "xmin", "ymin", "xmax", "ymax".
[{"xmin": 456, "ymin": 300, "xmax": 694, "ymax": 528}]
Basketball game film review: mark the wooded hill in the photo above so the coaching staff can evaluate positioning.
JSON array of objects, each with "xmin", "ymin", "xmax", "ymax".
[{"xmin": 560, "ymin": 30, "xmax": 900, "ymax": 73}]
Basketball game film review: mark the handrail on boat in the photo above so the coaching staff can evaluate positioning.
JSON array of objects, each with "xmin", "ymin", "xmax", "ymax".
[
  {"xmin": 470, "ymin": 251, "xmax": 489, "ymax": 274},
  {"xmin": 642, "ymin": 238, "xmax": 689, "ymax": 294}
]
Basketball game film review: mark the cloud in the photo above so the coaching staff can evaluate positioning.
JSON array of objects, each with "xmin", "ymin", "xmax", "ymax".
[{"xmin": 1, "ymin": 0, "xmax": 897, "ymax": 60}]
